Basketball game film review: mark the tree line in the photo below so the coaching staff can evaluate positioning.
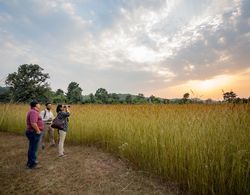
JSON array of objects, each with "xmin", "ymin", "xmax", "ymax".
[{"xmin": 0, "ymin": 64, "xmax": 249, "ymax": 104}]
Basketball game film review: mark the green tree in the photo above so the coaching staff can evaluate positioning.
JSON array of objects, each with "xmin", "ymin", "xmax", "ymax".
[
  {"xmin": 108, "ymin": 93, "xmax": 120, "ymax": 104},
  {"xmin": 89, "ymin": 93, "xmax": 95, "ymax": 103},
  {"xmin": 134, "ymin": 93, "xmax": 147, "ymax": 104},
  {"xmin": 149, "ymin": 95, "xmax": 162, "ymax": 104},
  {"xmin": 125, "ymin": 94, "xmax": 133, "ymax": 104},
  {"xmin": 5, "ymin": 64, "xmax": 50, "ymax": 102},
  {"xmin": 56, "ymin": 89, "xmax": 64, "ymax": 96},
  {"xmin": 95, "ymin": 88, "xmax": 108, "ymax": 104},
  {"xmin": 66, "ymin": 82, "xmax": 83, "ymax": 103},
  {"xmin": 163, "ymin": 99, "xmax": 170, "ymax": 104},
  {"xmin": 0, "ymin": 87, "xmax": 11, "ymax": 102},
  {"xmin": 53, "ymin": 89, "xmax": 66, "ymax": 103}
]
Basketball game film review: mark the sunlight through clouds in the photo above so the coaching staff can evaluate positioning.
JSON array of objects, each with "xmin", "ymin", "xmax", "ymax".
[{"xmin": 0, "ymin": 0, "xmax": 249, "ymax": 98}]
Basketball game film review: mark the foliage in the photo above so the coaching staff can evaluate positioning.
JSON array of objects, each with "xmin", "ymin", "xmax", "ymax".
[
  {"xmin": 223, "ymin": 91, "xmax": 237, "ymax": 103},
  {"xmin": 5, "ymin": 64, "xmax": 50, "ymax": 102},
  {"xmin": 52, "ymin": 89, "xmax": 67, "ymax": 103},
  {"xmin": 125, "ymin": 94, "xmax": 133, "ymax": 104},
  {"xmin": 95, "ymin": 88, "xmax": 109, "ymax": 104},
  {"xmin": 66, "ymin": 82, "xmax": 83, "ymax": 103},
  {"xmin": 182, "ymin": 92, "xmax": 190, "ymax": 104},
  {"xmin": 0, "ymin": 87, "xmax": 11, "ymax": 102}
]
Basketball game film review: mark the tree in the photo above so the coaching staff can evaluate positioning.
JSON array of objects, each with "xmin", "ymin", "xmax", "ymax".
[
  {"xmin": 53, "ymin": 89, "xmax": 66, "ymax": 103},
  {"xmin": 148, "ymin": 95, "xmax": 161, "ymax": 104},
  {"xmin": 223, "ymin": 90, "xmax": 237, "ymax": 103},
  {"xmin": 134, "ymin": 93, "xmax": 147, "ymax": 104},
  {"xmin": 108, "ymin": 93, "xmax": 120, "ymax": 104},
  {"xmin": 89, "ymin": 93, "xmax": 95, "ymax": 103},
  {"xmin": 125, "ymin": 94, "xmax": 133, "ymax": 104},
  {"xmin": 5, "ymin": 64, "xmax": 50, "ymax": 102},
  {"xmin": 182, "ymin": 92, "xmax": 190, "ymax": 104},
  {"xmin": 163, "ymin": 99, "xmax": 170, "ymax": 104},
  {"xmin": 0, "ymin": 87, "xmax": 11, "ymax": 102},
  {"xmin": 95, "ymin": 88, "xmax": 108, "ymax": 104},
  {"xmin": 66, "ymin": 82, "xmax": 83, "ymax": 103},
  {"xmin": 148, "ymin": 95, "xmax": 155, "ymax": 103},
  {"xmin": 205, "ymin": 98, "xmax": 213, "ymax": 104},
  {"xmin": 56, "ymin": 89, "xmax": 64, "ymax": 96}
]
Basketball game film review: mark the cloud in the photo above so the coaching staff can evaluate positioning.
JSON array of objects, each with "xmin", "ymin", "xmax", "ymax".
[
  {"xmin": 0, "ymin": 0, "xmax": 249, "ymax": 97},
  {"xmin": 156, "ymin": 0, "xmax": 250, "ymax": 85}
]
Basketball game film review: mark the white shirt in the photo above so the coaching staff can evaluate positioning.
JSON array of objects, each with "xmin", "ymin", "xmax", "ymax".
[{"xmin": 40, "ymin": 109, "xmax": 55, "ymax": 123}]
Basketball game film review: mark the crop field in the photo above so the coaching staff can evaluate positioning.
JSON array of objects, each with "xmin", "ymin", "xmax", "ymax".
[{"xmin": 0, "ymin": 104, "xmax": 249, "ymax": 194}]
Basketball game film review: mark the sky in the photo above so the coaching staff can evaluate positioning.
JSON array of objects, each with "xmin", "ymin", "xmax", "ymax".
[{"xmin": 0, "ymin": 0, "xmax": 249, "ymax": 100}]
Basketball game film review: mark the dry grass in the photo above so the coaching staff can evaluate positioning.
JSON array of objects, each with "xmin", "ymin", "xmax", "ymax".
[
  {"xmin": 0, "ymin": 132, "xmax": 179, "ymax": 195},
  {"xmin": 0, "ymin": 104, "xmax": 249, "ymax": 194}
]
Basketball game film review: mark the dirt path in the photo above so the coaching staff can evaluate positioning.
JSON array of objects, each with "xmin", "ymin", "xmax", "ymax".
[{"xmin": 0, "ymin": 132, "xmax": 179, "ymax": 195}]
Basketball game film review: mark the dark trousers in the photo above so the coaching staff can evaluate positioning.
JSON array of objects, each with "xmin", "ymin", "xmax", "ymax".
[{"xmin": 26, "ymin": 131, "xmax": 41, "ymax": 168}]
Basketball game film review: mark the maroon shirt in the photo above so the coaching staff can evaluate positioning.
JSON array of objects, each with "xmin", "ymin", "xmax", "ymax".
[{"xmin": 26, "ymin": 108, "xmax": 44, "ymax": 131}]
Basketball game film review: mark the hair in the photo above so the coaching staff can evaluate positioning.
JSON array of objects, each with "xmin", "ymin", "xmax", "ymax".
[
  {"xmin": 30, "ymin": 100, "xmax": 39, "ymax": 108},
  {"xmin": 56, "ymin": 104, "xmax": 63, "ymax": 113},
  {"xmin": 45, "ymin": 102, "xmax": 51, "ymax": 107}
]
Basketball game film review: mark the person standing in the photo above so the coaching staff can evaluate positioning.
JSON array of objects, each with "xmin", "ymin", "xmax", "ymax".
[
  {"xmin": 40, "ymin": 103, "xmax": 55, "ymax": 149},
  {"xmin": 56, "ymin": 104, "xmax": 70, "ymax": 157},
  {"xmin": 26, "ymin": 100, "xmax": 44, "ymax": 169}
]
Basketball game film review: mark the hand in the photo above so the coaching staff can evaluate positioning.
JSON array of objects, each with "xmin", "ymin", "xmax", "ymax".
[{"xmin": 36, "ymin": 130, "xmax": 41, "ymax": 134}]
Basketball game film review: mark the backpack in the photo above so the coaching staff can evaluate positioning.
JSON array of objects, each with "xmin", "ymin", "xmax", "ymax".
[{"xmin": 43, "ymin": 109, "xmax": 47, "ymax": 118}]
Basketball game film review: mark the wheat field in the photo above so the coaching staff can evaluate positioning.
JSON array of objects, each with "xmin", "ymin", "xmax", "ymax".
[{"xmin": 0, "ymin": 103, "xmax": 249, "ymax": 194}]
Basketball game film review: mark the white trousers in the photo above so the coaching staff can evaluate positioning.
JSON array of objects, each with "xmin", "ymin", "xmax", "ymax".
[{"xmin": 58, "ymin": 130, "xmax": 66, "ymax": 155}]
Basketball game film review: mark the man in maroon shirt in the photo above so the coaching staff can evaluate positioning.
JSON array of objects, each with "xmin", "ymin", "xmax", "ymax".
[{"xmin": 26, "ymin": 100, "xmax": 44, "ymax": 169}]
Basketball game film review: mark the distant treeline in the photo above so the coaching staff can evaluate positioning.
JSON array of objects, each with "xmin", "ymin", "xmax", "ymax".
[{"xmin": 0, "ymin": 64, "xmax": 249, "ymax": 104}]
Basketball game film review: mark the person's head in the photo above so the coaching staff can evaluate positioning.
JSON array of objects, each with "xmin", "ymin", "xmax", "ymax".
[
  {"xmin": 56, "ymin": 104, "xmax": 63, "ymax": 113},
  {"xmin": 46, "ymin": 102, "xmax": 52, "ymax": 110},
  {"xmin": 30, "ymin": 100, "xmax": 40, "ymax": 110}
]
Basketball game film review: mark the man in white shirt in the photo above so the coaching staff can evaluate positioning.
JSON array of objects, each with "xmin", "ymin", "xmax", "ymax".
[{"xmin": 40, "ymin": 102, "xmax": 55, "ymax": 149}]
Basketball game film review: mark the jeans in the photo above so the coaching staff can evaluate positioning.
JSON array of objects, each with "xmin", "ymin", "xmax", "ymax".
[{"xmin": 26, "ymin": 130, "xmax": 41, "ymax": 168}]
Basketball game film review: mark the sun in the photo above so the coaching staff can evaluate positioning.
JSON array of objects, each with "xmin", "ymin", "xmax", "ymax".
[{"xmin": 199, "ymin": 80, "xmax": 216, "ymax": 90}]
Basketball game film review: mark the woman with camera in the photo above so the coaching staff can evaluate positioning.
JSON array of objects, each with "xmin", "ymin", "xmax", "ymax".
[{"xmin": 55, "ymin": 104, "xmax": 70, "ymax": 157}]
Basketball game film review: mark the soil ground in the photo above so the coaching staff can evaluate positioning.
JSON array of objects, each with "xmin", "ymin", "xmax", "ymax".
[{"xmin": 0, "ymin": 132, "xmax": 180, "ymax": 195}]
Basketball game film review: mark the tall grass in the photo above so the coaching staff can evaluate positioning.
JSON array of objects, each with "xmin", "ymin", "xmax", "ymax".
[{"xmin": 0, "ymin": 103, "xmax": 249, "ymax": 194}]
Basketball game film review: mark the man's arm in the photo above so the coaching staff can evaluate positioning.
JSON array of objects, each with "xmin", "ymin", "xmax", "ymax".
[
  {"xmin": 30, "ymin": 112, "xmax": 41, "ymax": 134},
  {"xmin": 40, "ymin": 110, "xmax": 45, "ymax": 121},
  {"xmin": 31, "ymin": 123, "xmax": 41, "ymax": 134}
]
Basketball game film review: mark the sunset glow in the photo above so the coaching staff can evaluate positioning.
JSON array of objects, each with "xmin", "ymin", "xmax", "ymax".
[{"xmin": 0, "ymin": 0, "xmax": 249, "ymax": 99}]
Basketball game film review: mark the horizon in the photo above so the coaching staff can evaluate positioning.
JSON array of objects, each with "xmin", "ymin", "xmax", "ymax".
[{"xmin": 0, "ymin": 0, "xmax": 249, "ymax": 100}]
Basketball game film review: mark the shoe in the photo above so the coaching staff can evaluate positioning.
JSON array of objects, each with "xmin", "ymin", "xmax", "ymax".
[
  {"xmin": 32, "ymin": 164, "xmax": 42, "ymax": 169},
  {"xmin": 26, "ymin": 163, "xmax": 30, "ymax": 168},
  {"xmin": 26, "ymin": 161, "xmax": 39, "ymax": 167},
  {"xmin": 58, "ymin": 154, "xmax": 67, "ymax": 157},
  {"xmin": 27, "ymin": 164, "xmax": 42, "ymax": 169}
]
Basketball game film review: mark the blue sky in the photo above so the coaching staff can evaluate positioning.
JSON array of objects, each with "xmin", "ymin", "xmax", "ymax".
[{"xmin": 0, "ymin": 0, "xmax": 249, "ymax": 99}]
